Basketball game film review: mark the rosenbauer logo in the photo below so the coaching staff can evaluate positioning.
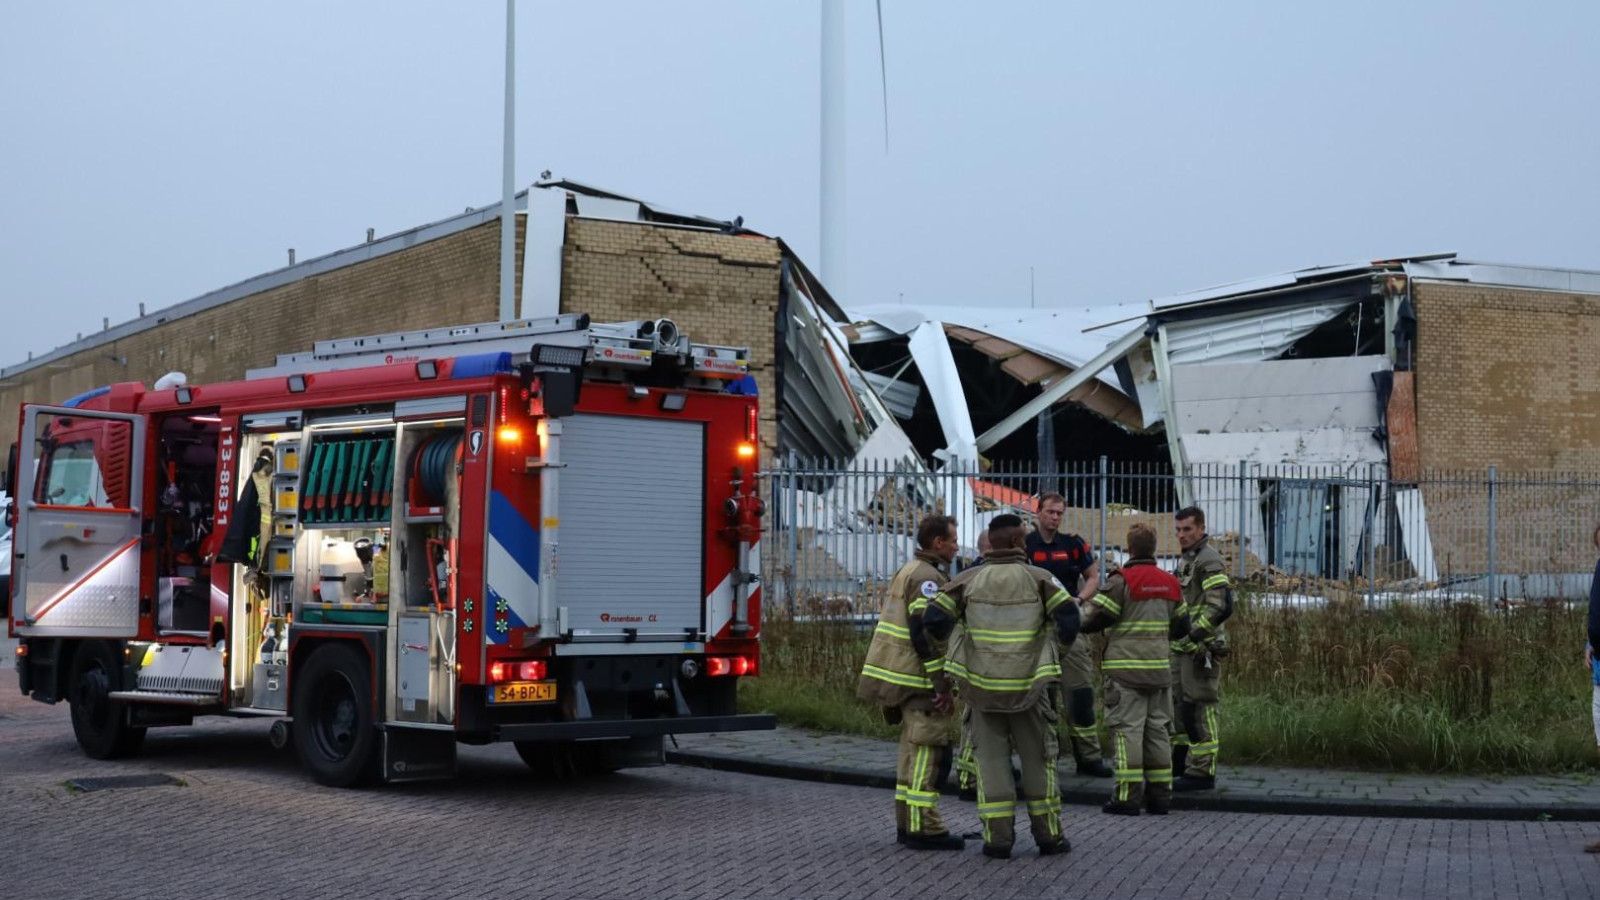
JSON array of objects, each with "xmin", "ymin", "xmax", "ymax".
[{"xmin": 599, "ymin": 613, "xmax": 649, "ymax": 624}]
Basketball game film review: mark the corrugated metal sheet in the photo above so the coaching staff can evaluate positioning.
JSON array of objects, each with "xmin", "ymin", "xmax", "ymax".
[
  {"xmin": 1164, "ymin": 301, "xmax": 1351, "ymax": 366},
  {"xmin": 855, "ymin": 370, "xmax": 921, "ymax": 420}
]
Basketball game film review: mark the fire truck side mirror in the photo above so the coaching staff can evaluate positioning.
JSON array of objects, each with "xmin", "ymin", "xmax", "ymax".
[{"xmin": 539, "ymin": 370, "xmax": 581, "ymax": 418}]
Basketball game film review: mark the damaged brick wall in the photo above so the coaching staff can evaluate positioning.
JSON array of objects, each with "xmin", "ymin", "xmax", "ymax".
[
  {"xmin": 0, "ymin": 220, "xmax": 512, "ymax": 452},
  {"xmin": 558, "ymin": 218, "xmax": 783, "ymax": 454},
  {"xmin": 1412, "ymin": 280, "xmax": 1600, "ymax": 582}
]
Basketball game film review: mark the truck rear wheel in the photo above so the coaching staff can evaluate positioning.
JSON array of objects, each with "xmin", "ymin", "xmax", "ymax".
[
  {"xmin": 68, "ymin": 640, "xmax": 146, "ymax": 759},
  {"xmin": 292, "ymin": 643, "xmax": 378, "ymax": 788}
]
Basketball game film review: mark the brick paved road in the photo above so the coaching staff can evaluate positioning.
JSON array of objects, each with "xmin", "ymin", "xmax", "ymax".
[{"xmin": 4, "ymin": 667, "xmax": 1599, "ymax": 899}]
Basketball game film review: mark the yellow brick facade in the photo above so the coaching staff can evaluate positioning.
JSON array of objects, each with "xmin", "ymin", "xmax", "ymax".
[
  {"xmin": 1413, "ymin": 281, "xmax": 1600, "ymax": 472},
  {"xmin": 1412, "ymin": 280, "xmax": 1600, "ymax": 576},
  {"xmin": 558, "ymin": 218, "xmax": 782, "ymax": 453},
  {"xmin": 0, "ymin": 215, "xmax": 785, "ymax": 458}
]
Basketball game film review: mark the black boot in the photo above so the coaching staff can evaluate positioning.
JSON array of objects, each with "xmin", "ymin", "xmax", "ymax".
[
  {"xmin": 958, "ymin": 785, "xmax": 978, "ymax": 802},
  {"xmin": 982, "ymin": 844, "xmax": 1012, "ymax": 860},
  {"xmin": 1038, "ymin": 838, "xmax": 1072, "ymax": 856},
  {"xmin": 1101, "ymin": 800, "xmax": 1141, "ymax": 816},
  {"xmin": 1146, "ymin": 782, "xmax": 1173, "ymax": 815},
  {"xmin": 1172, "ymin": 746, "xmax": 1189, "ymax": 775},
  {"xmin": 1173, "ymin": 774, "xmax": 1216, "ymax": 792},
  {"xmin": 904, "ymin": 832, "xmax": 966, "ymax": 851},
  {"xmin": 896, "ymin": 829, "xmax": 908, "ymax": 845},
  {"xmin": 1076, "ymin": 757, "xmax": 1114, "ymax": 778}
]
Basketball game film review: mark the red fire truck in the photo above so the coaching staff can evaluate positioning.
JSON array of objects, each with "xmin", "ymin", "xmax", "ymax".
[{"xmin": 7, "ymin": 314, "xmax": 772, "ymax": 786}]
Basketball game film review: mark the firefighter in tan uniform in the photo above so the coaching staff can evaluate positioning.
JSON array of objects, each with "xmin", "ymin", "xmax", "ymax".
[
  {"xmin": 1171, "ymin": 505, "xmax": 1234, "ymax": 792},
  {"xmin": 1079, "ymin": 524, "xmax": 1187, "ymax": 815},
  {"xmin": 913, "ymin": 515, "xmax": 1080, "ymax": 859},
  {"xmin": 856, "ymin": 515, "xmax": 966, "ymax": 851}
]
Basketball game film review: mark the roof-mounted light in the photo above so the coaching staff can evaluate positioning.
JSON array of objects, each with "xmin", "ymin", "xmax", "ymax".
[{"xmin": 533, "ymin": 344, "xmax": 586, "ymax": 369}]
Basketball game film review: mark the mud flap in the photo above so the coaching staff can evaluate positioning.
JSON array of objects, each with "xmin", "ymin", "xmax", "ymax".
[{"xmin": 381, "ymin": 727, "xmax": 458, "ymax": 783}]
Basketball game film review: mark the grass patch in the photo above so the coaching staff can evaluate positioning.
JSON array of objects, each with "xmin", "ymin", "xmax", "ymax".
[{"xmin": 742, "ymin": 595, "xmax": 1598, "ymax": 774}]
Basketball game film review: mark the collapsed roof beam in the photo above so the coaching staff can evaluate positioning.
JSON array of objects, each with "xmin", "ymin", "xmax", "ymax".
[{"xmin": 975, "ymin": 325, "xmax": 1146, "ymax": 453}]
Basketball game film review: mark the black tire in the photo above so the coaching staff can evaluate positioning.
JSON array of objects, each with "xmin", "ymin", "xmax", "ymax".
[
  {"xmin": 513, "ymin": 741, "xmax": 621, "ymax": 778},
  {"xmin": 68, "ymin": 640, "xmax": 146, "ymax": 760},
  {"xmin": 291, "ymin": 642, "xmax": 379, "ymax": 788}
]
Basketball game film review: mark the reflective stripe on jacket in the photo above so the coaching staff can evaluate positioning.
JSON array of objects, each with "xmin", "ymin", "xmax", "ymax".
[
  {"xmin": 1174, "ymin": 536, "xmax": 1229, "ymax": 655},
  {"xmin": 917, "ymin": 549, "xmax": 1074, "ymax": 712},
  {"xmin": 1089, "ymin": 559, "xmax": 1181, "ymax": 688},
  {"xmin": 857, "ymin": 551, "xmax": 949, "ymax": 709}
]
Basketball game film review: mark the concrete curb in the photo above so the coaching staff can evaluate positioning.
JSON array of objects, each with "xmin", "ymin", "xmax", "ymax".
[{"xmin": 665, "ymin": 749, "xmax": 1600, "ymax": 822}]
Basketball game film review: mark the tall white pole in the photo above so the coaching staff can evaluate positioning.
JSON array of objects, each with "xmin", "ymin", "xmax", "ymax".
[
  {"xmin": 499, "ymin": 0, "xmax": 517, "ymax": 322},
  {"xmin": 820, "ymin": 0, "xmax": 846, "ymax": 302}
]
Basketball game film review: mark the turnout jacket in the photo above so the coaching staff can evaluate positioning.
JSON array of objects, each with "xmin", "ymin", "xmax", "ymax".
[
  {"xmin": 1080, "ymin": 559, "xmax": 1186, "ymax": 688},
  {"xmin": 910, "ymin": 548, "xmax": 1080, "ymax": 712},
  {"xmin": 857, "ymin": 550, "xmax": 951, "ymax": 710},
  {"xmin": 1174, "ymin": 535, "xmax": 1231, "ymax": 656}
]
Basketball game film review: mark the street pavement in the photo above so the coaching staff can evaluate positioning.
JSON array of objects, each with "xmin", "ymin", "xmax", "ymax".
[{"xmin": 5, "ymin": 663, "xmax": 1600, "ymax": 898}]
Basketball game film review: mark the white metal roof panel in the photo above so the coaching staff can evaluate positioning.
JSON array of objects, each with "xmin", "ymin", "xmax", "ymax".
[
  {"xmin": 1404, "ymin": 259, "xmax": 1600, "ymax": 294},
  {"xmin": 1163, "ymin": 301, "xmax": 1351, "ymax": 366},
  {"xmin": 845, "ymin": 304, "xmax": 1132, "ymax": 391}
]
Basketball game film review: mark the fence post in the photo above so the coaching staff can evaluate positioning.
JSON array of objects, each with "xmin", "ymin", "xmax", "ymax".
[
  {"xmin": 1366, "ymin": 462, "xmax": 1377, "ymax": 608},
  {"xmin": 1486, "ymin": 464, "xmax": 1498, "ymax": 603},
  {"xmin": 1236, "ymin": 460, "xmax": 1248, "ymax": 581},
  {"xmin": 785, "ymin": 451, "xmax": 799, "ymax": 617},
  {"xmin": 1098, "ymin": 455, "xmax": 1109, "ymax": 564}
]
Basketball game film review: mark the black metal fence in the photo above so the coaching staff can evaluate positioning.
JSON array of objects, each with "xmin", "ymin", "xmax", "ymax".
[{"xmin": 758, "ymin": 458, "xmax": 1600, "ymax": 618}]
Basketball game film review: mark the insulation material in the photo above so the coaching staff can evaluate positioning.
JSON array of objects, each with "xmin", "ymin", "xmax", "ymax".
[{"xmin": 1386, "ymin": 371, "xmax": 1420, "ymax": 483}]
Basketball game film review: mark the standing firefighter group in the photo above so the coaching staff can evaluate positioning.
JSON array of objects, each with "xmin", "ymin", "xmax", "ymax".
[{"xmin": 857, "ymin": 499, "xmax": 1234, "ymax": 859}]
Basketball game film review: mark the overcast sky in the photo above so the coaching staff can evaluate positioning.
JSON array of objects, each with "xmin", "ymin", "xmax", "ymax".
[{"xmin": 4, "ymin": 1, "xmax": 1598, "ymax": 368}]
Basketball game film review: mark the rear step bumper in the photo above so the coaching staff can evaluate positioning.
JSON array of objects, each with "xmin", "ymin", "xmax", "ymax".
[{"xmin": 492, "ymin": 713, "xmax": 776, "ymax": 743}]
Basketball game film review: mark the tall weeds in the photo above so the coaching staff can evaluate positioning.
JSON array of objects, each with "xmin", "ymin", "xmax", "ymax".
[{"xmin": 743, "ymin": 595, "xmax": 1596, "ymax": 773}]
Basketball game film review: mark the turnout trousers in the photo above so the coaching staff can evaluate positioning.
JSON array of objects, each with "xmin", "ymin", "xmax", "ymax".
[
  {"xmin": 895, "ymin": 707, "xmax": 953, "ymax": 837},
  {"xmin": 1062, "ymin": 636, "xmax": 1103, "ymax": 763},
  {"xmin": 1103, "ymin": 677, "xmax": 1173, "ymax": 808},
  {"xmin": 971, "ymin": 698, "xmax": 1064, "ymax": 853},
  {"xmin": 1170, "ymin": 654, "xmax": 1221, "ymax": 777}
]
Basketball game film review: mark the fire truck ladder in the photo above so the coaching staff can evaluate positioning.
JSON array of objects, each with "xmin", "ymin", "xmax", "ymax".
[{"xmin": 246, "ymin": 314, "xmax": 751, "ymax": 381}]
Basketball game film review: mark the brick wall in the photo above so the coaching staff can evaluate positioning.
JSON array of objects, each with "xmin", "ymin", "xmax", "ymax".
[
  {"xmin": 1413, "ymin": 280, "xmax": 1600, "ymax": 472},
  {"xmin": 0, "ymin": 216, "xmax": 787, "ymax": 461},
  {"xmin": 1413, "ymin": 280, "xmax": 1600, "ymax": 581},
  {"xmin": 559, "ymin": 218, "xmax": 783, "ymax": 453},
  {"xmin": 0, "ymin": 219, "xmax": 513, "ymax": 452}
]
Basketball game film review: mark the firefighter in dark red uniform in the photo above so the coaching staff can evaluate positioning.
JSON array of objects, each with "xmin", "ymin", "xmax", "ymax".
[{"xmin": 1025, "ymin": 492, "xmax": 1113, "ymax": 778}]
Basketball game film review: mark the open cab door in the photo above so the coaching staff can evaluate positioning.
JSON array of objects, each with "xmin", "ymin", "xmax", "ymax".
[{"xmin": 12, "ymin": 404, "xmax": 146, "ymax": 637}]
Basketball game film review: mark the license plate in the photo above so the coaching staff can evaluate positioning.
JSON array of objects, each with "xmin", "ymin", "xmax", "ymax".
[{"xmin": 489, "ymin": 681, "xmax": 557, "ymax": 704}]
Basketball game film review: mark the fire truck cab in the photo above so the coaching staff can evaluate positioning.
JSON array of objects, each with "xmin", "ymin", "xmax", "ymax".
[{"xmin": 7, "ymin": 314, "xmax": 773, "ymax": 786}]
